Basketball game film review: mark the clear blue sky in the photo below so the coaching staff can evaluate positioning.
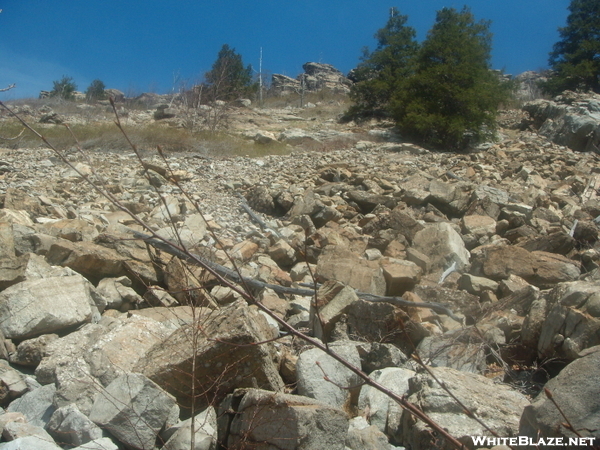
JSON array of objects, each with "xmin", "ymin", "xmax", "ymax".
[{"xmin": 1, "ymin": 1, "xmax": 571, "ymax": 100}]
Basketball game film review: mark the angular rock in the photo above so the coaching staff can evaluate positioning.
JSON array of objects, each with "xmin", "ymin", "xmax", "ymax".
[
  {"xmin": 477, "ymin": 245, "xmax": 580, "ymax": 288},
  {"xmin": 0, "ymin": 274, "xmax": 100, "ymax": 340},
  {"xmin": 310, "ymin": 281, "xmax": 359, "ymax": 342},
  {"xmin": 461, "ymin": 214, "xmax": 497, "ymax": 239},
  {"xmin": 45, "ymin": 239, "xmax": 128, "ymax": 283},
  {"xmin": 161, "ymin": 406, "xmax": 217, "ymax": 450},
  {"xmin": 401, "ymin": 366, "xmax": 529, "ymax": 450},
  {"xmin": 381, "ymin": 258, "xmax": 421, "ymax": 296},
  {"xmin": 358, "ymin": 367, "xmax": 415, "ymax": 441},
  {"xmin": 0, "ymin": 435, "xmax": 62, "ymax": 450},
  {"xmin": 134, "ymin": 301, "xmax": 284, "ymax": 411},
  {"xmin": 316, "ymin": 246, "xmax": 386, "ymax": 296},
  {"xmin": 95, "ymin": 275, "xmax": 143, "ymax": 311},
  {"xmin": 0, "ymin": 360, "xmax": 28, "ymax": 406},
  {"xmin": 458, "ymin": 273, "xmax": 499, "ymax": 296},
  {"xmin": 296, "ymin": 341, "xmax": 361, "ymax": 410},
  {"xmin": 412, "ymin": 222, "xmax": 470, "ymax": 273},
  {"xmin": 46, "ymin": 403, "xmax": 103, "ymax": 447},
  {"xmin": 89, "ymin": 373, "xmax": 179, "ymax": 450},
  {"xmin": 356, "ymin": 342, "xmax": 410, "ymax": 374},
  {"xmin": 519, "ymin": 345, "xmax": 600, "ymax": 443},
  {"xmin": 538, "ymin": 281, "xmax": 600, "ymax": 360},
  {"xmin": 221, "ymin": 388, "xmax": 349, "ymax": 450},
  {"xmin": 7, "ymin": 383, "xmax": 56, "ymax": 428},
  {"xmin": 71, "ymin": 437, "xmax": 120, "ymax": 450},
  {"xmin": 416, "ymin": 328, "xmax": 488, "ymax": 373},
  {"xmin": 346, "ymin": 417, "xmax": 391, "ymax": 450}
]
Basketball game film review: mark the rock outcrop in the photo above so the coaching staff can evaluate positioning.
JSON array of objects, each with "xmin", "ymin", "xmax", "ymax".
[{"xmin": 271, "ymin": 62, "xmax": 351, "ymax": 95}]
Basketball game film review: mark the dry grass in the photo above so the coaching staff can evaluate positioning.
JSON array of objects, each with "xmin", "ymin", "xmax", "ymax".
[{"xmin": 0, "ymin": 117, "xmax": 290, "ymax": 157}]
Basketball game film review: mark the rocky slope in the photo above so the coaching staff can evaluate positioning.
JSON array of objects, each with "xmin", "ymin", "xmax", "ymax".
[{"xmin": 0, "ymin": 93, "xmax": 599, "ymax": 449}]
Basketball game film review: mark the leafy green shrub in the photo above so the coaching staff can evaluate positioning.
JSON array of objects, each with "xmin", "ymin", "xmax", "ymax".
[
  {"xmin": 50, "ymin": 76, "xmax": 77, "ymax": 101},
  {"xmin": 542, "ymin": 0, "xmax": 600, "ymax": 95}
]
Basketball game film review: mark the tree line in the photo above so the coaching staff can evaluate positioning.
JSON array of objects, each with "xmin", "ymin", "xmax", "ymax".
[{"xmin": 48, "ymin": 0, "xmax": 599, "ymax": 150}]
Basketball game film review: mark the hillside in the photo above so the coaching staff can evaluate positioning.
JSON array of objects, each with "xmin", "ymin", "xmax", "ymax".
[{"xmin": 0, "ymin": 74, "xmax": 599, "ymax": 449}]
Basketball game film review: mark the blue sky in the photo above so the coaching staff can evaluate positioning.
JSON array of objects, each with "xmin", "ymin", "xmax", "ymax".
[{"xmin": 1, "ymin": 1, "xmax": 571, "ymax": 100}]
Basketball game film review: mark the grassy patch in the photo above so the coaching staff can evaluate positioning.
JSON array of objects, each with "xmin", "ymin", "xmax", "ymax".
[{"xmin": 0, "ymin": 118, "xmax": 290, "ymax": 157}]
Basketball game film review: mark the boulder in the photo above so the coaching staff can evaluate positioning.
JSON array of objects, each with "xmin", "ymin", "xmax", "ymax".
[
  {"xmin": 7, "ymin": 383, "xmax": 56, "ymax": 428},
  {"xmin": 316, "ymin": 246, "xmax": 386, "ymax": 296},
  {"xmin": 95, "ymin": 276, "xmax": 143, "ymax": 311},
  {"xmin": 476, "ymin": 246, "xmax": 580, "ymax": 288},
  {"xmin": 0, "ymin": 360, "xmax": 28, "ymax": 406},
  {"xmin": 134, "ymin": 301, "xmax": 284, "ymax": 411},
  {"xmin": 71, "ymin": 438, "xmax": 120, "ymax": 450},
  {"xmin": 10, "ymin": 334, "xmax": 58, "ymax": 369},
  {"xmin": 346, "ymin": 417, "xmax": 392, "ymax": 450},
  {"xmin": 416, "ymin": 328, "xmax": 488, "ymax": 373},
  {"xmin": 412, "ymin": 222, "xmax": 470, "ymax": 273},
  {"xmin": 89, "ymin": 373, "xmax": 179, "ymax": 450},
  {"xmin": 310, "ymin": 281, "xmax": 359, "ymax": 342},
  {"xmin": 401, "ymin": 366, "xmax": 529, "ymax": 450},
  {"xmin": 519, "ymin": 345, "xmax": 600, "ymax": 443},
  {"xmin": 538, "ymin": 281, "xmax": 600, "ymax": 360},
  {"xmin": 523, "ymin": 92, "xmax": 600, "ymax": 152},
  {"xmin": 45, "ymin": 239, "xmax": 128, "ymax": 283},
  {"xmin": 161, "ymin": 406, "xmax": 217, "ymax": 450},
  {"xmin": 220, "ymin": 388, "xmax": 349, "ymax": 450},
  {"xmin": 0, "ymin": 435, "xmax": 62, "ymax": 450},
  {"xmin": 358, "ymin": 367, "xmax": 415, "ymax": 441},
  {"xmin": 381, "ymin": 258, "xmax": 422, "ymax": 296},
  {"xmin": 46, "ymin": 403, "xmax": 103, "ymax": 447},
  {"xmin": 296, "ymin": 341, "xmax": 361, "ymax": 410},
  {"xmin": 0, "ymin": 274, "xmax": 100, "ymax": 340}
]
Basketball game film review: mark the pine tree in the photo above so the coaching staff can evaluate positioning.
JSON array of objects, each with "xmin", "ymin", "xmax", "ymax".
[
  {"xmin": 50, "ymin": 76, "xmax": 77, "ymax": 101},
  {"xmin": 543, "ymin": 0, "xmax": 600, "ymax": 95},
  {"xmin": 345, "ymin": 8, "xmax": 418, "ymax": 120},
  {"xmin": 392, "ymin": 7, "xmax": 511, "ymax": 150},
  {"xmin": 205, "ymin": 44, "xmax": 255, "ymax": 101},
  {"xmin": 85, "ymin": 79, "xmax": 106, "ymax": 103}
]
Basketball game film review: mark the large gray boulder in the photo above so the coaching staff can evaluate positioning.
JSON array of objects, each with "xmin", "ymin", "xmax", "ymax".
[
  {"xmin": 71, "ymin": 438, "xmax": 120, "ymax": 450},
  {"xmin": 89, "ymin": 373, "xmax": 179, "ymax": 450},
  {"xmin": 35, "ymin": 315, "xmax": 172, "ymax": 414},
  {"xmin": 220, "ymin": 388, "xmax": 349, "ymax": 450},
  {"xmin": 523, "ymin": 92, "xmax": 600, "ymax": 152},
  {"xmin": 0, "ymin": 274, "xmax": 101, "ymax": 340},
  {"xmin": 296, "ymin": 341, "xmax": 362, "ymax": 410},
  {"xmin": 0, "ymin": 435, "xmax": 62, "ymax": 450},
  {"xmin": 401, "ymin": 366, "xmax": 529, "ymax": 450},
  {"xmin": 161, "ymin": 406, "xmax": 217, "ymax": 450},
  {"xmin": 45, "ymin": 403, "xmax": 103, "ymax": 447},
  {"xmin": 537, "ymin": 281, "xmax": 600, "ymax": 360},
  {"xmin": 316, "ymin": 246, "xmax": 386, "ymax": 296},
  {"xmin": 519, "ymin": 345, "xmax": 600, "ymax": 443},
  {"xmin": 358, "ymin": 367, "xmax": 415, "ymax": 442},
  {"xmin": 134, "ymin": 301, "xmax": 284, "ymax": 411},
  {"xmin": 7, "ymin": 384, "xmax": 56, "ymax": 428}
]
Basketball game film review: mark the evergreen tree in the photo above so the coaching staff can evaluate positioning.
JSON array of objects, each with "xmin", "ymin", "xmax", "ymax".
[
  {"xmin": 345, "ymin": 8, "xmax": 418, "ymax": 119},
  {"xmin": 392, "ymin": 7, "xmax": 510, "ymax": 150},
  {"xmin": 205, "ymin": 44, "xmax": 255, "ymax": 101},
  {"xmin": 50, "ymin": 76, "xmax": 77, "ymax": 101},
  {"xmin": 543, "ymin": 0, "xmax": 600, "ymax": 95},
  {"xmin": 85, "ymin": 79, "xmax": 106, "ymax": 102}
]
